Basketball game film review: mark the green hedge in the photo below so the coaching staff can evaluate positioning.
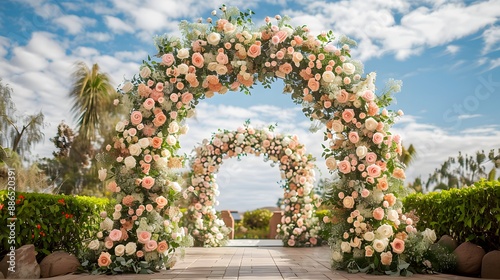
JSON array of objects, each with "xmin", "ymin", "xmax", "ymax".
[
  {"xmin": 0, "ymin": 191, "xmax": 111, "ymax": 261},
  {"xmin": 404, "ymin": 180, "xmax": 500, "ymax": 251}
]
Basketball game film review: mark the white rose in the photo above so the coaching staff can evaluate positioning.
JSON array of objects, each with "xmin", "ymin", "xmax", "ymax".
[
  {"xmin": 161, "ymin": 149, "xmax": 171, "ymax": 158},
  {"xmin": 128, "ymin": 143, "xmax": 142, "ymax": 156},
  {"xmin": 363, "ymin": 231, "xmax": 375, "ymax": 242},
  {"xmin": 169, "ymin": 181, "xmax": 182, "ymax": 192},
  {"xmin": 285, "ymin": 148, "xmax": 292, "ymax": 156},
  {"xmin": 206, "ymin": 32, "xmax": 221, "ymax": 45},
  {"xmin": 223, "ymin": 23, "xmax": 236, "ymax": 34},
  {"xmin": 100, "ymin": 217, "xmax": 113, "ymax": 231},
  {"xmin": 364, "ymin": 117, "xmax": 378, "ymax": 131},
  {"xmin": 138, "ymin": 138, "xmax": 150, "ymax": 148},
  {"xmin": 113, "ymin": 211, "xmax": 121, "ymax": 220},
  {"xmin": 125, "ymin": 242, "xmax": 137, "ymax": 255},
  {"xmin": 124, "ymin": 156, "xmax": 137, "ymax": 169},
  {"xmin": 281, "ymin": 26, "xmax": 294, "ymax": 36},
  {"xmin": 115, "ymin": 121, "xmax": 125, "ymax": 132},
  {"xmin": 98, "ymin": 168, "xmax": 107, "ymax": 182},
  {"xmin": 331, "ymin": 120, "xmax": 344, "ymax": 133},
  {"xmin": 166, "ymin": 135, "xmax": 177, "ymax": 146},
  {"xmin": 387, "ymin": 209, "xmax": 399, "ymax": 222},
  {"xmin": 140, "ymin": 66, "xmax": 151, "ymax": 78},
  {"xmin": 342, "ymin": 63, "xmax": 356, "ymax": 75},
  {"xmin": 177, "ymin": 48, "xmax": 189, "ymax": 59},
  {"xmin": 373, "ymin": 238, "xmax": 388, "ymax": 252},
  {"xmin": 422, "ymin": 228, "xmax": 437, "ymax": 243},
  {"xmin": 121, "ymin": 81, "xmax": 133, "ymax": 93},
  {"xmin": 96, "ymin": 231, "xmax": 103, "ymax": 239},
  {"xmin": 114, "ymin": 244, "xmax": 125, "ymax": 257},
  {"xmin": 353, "ymin": 99, "xmax": 362, "ymax": 108},
  {"xmin": 332, "ymin": 251, "xmax": 343, "ymax": 262},
  {"xmin": 324, "ymin": 156, "xmax": 337, "ymax": 171},
  {"xmin": 168, "ymin": 122, "xmax": 179, "ymax": 134},
  {"xmin": 376, "ymin": 224, "xmax": 394, "ymax": 239},
  {"xmin": 341, "ymin": 241, "xmax": 351, "ymax": 253},
  {"xmin": 322, "ymin": 71, "xmax": 335, "ymax": 83},
  {"xmin": 88, "ymin": 239, "xmax": 100, "ymax": 250},
  {"xmin": 356, "ymin": 146, "xmax": 368, "ymax": 159},
  {"xmin": 178, "ymin": 63, "xmax": 189, "ymax": 75}
]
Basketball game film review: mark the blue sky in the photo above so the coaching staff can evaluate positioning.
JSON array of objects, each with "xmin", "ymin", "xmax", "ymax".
[{"xmin": 1, "ymin": 0, "xmax": 500, "ymax": 211}]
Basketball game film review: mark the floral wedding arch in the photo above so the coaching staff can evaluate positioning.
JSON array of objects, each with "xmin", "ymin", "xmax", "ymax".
[
  {"xmin": 85, "ymin": 4, "xmax": 426, "ymax": 276},
  {"xmin": 183, "ymin": 122, "xmax": 321, "ymax": 247}
]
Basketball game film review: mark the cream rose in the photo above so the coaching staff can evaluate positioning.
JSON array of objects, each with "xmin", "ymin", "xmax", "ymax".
[
  {"xmin": 325, "ymin": 156, "xmax": 337, "ymax": 170},
  {"xmin": 166, "ymin": 135, "xmax": 177, "ymax": 146},
  {"xmin": 140, "ymin": 66, "xmax": 151, "ymax": 78},
  {"xmin": 114, "ymin": 244, "xmax": 125, "ymax": 257},
  {"xmin": 177, "ymin": 48, "xmax": 189, "ymax": 59},
  {"xmin": 168, "ymin": 122, "xmax": 180, "ymax": 134},
  {"xmin": 387, "ymin": 209, "xmax": 399, "ymax": 222},
  {"xmin": 100, "ymin": 218, "xmax": 113, "ymax": 231},
  {"xmin": 115, "ymin": 121, "xmax": 125, "ymax": 132},
  {"xmin": 356, "ymin": 146, "xmax": 367, "ymax": 159},
  {"xmin": 322, "ymin": 71, "xmax": 335, "ymax": 83},
  {"xmin": 342, "ymin": 196, "xmax": 355, "ymax": 209},
  {"xmin": 98, "ymin": 168, "xmax": 107, "ymax": 182},
  {"xmin": 124, "ymin": 156, "xmax": 137, "ymax": 169},
  {"xmin": 376, "ymin": 224, "xmax": 394, "ymax": 239},
  {"xmin": 88, "ymin": 239, "xmax": 100, "ymax": 250},
  {"xmin": 125, "ymin": 242, "xmax": 137, "ymax": 255},
  {"xmin": 342, "ymin": 63, "xmax": 356, "ymax": 75},
  {"xmin": 206, "ymin": 32, "xmax": 221, "ymax": 45},
  {"xmin": 422, "ymin": 228, "xmax": 437, "ymax": 243},
  {"xmin": 363, "ymin": 231, "xmax": 375, "ymax": 242},
  {"xmin": 128, "ymin": 143, "xmax": 142, "ymax": 156},
  {"xmin": 340, "ymin": 241, "xmax": 351, "ymax": 253},
  {"xmin": 332, "ymin": 251, "xmax": 343, "ymax": 262},
  {"xmin": 138, "ymin": 138, "xmax": 150, "ymax": 148},
  {"xmin": 373, "ymin": 238, "xmax": 388, "ymax": 252},
  {"xmin": 364, "ymin": 117, "xmax": 378, "ymax": 131},
  {"xmin": 121, "ymin": 81, "xmax": 133, "ymax": 93}
]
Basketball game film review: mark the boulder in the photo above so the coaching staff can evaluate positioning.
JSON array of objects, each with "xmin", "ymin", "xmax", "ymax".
[
  {"xmin": 453, "ymin": 242, "xmax": 485, "ymax": 276},
  {"xmin": 437, "ymin": 235, "xmax": 458, "ymax": 252},
  {"xmin": 40, "ymin": 251, "xmax": 80, "ymax": 278},
  {"xmin": 0, "ymin": 244, "xmax": 40, "ymax": 279},
  {"xmin": 481, "ymin": 250, "xmax": 500, "ymax": 279}
]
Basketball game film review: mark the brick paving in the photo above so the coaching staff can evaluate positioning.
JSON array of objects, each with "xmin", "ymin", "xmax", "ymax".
[{"xmin": 52, "ymin": 246, "xmax": 474, "ymax": 280}]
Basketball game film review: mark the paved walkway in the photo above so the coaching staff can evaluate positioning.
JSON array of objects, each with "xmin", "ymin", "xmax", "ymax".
[{"xmin": 51, "ymin": 245, "xmax": 475, "ymax": 280}]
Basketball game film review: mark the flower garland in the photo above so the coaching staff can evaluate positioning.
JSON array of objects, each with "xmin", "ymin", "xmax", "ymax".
[
  {"xmin": 87, "ymin": 4, "xmax": 434, "ymax": 275},
  {"xmin": 184, "ymin": 122, "xmax": 321, "ymax": 247}
]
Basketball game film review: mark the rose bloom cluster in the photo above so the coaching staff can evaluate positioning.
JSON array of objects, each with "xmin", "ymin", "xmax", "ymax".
[{"xmin": 184, "ymin": 123, "xmax": 321, "ymax": 247}]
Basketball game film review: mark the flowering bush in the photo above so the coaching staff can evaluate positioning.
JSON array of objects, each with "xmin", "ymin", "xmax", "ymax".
[{"xmin": 183, "ymin": 122, "xmax": 321, "ymax": 247}]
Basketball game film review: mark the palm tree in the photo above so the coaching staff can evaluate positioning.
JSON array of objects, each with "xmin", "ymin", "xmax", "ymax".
[
  {"xmin": 69, "ymin": 62, "xmax": 116, "ymax": 141},
  {"xmin": 398, "ymin": 143, "xmax": 417, "ymax": 167}
]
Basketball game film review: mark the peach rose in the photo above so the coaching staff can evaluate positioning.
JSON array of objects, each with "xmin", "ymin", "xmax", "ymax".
[
  {"xmin": 307, "ymin": 78, "xmax": 319, "ymax": 92},
  {"xmin": 366, "ymin": 164, "xmax": 382, "ymax": 178},
  {"xmin": 130, "ymin": 111, "xmax": 143, "ymax": 125},
  {"xmin": 136, "ymin": 250, "xmax": 144, "ymax": 258},
  {"xmin": 348, "ymin": 131, "xmax": 359, "ymax": 144},
  {"xmin": 109, "ymin": 229, "xmax": 122, "ymax": 241},
  {"xmin": 247, "ymin": 44, "xmax": 261, "ymax": 58},
  {"xmin": 372, "ymin": 132, "xmax": 384, "ymax": 145},
  {"xmin": 153, "ymin": 112, "xmax": 167, "ymax": 127},
  {"xmin": 384, "ymin": 193, "xmax": 396, "ymax": 206},
  {"xmin": 138, "ymin": 231, "xmax": 151, "ymax": 244},
  {"xmin": 152, "ymin": 137, "xmax": 162, "ymax": 149},
  {"xmin": 325, "ymin": 156, "xmax": 337, "ymax": 170},
  {"xmin": 365, "ymin": 152, "xmax": 377, "ymax": 164},
  {"xmin": 337, "ymin": 90, "xmax": 349, "ymax": 103},
  {"xmin": 337, "ymin": 160, "xmax": 352, "ymax": 174},
  {"xmin": 122, "ymin": 195, "xmax": 134, "ymax": 207},
  {"xmin": 145, "ymin": 240, "xmax": 158, "ymax": 252},
  {"xmin": 107, "ymin": 181, "xmax": 118, "ymax": 192},
  {"xmin": 365, "ymin": 245, "xmax": 374, "ymax": 257},
  {"xmin": 182, "ymin": 92, "xmax": 193, "ymax": 104},
  {"xmin": 155, "ymin": 196, "xmax": 168, "ymax": 208},
  {"xmin": 392, "ymin": 168, "xmax": 406, "ymax": 179},
  {"xmin": 391, "ymin": 238, "xmax": 405, "ymax": 254},
  {"xmin": 380, "ymin": 251, "xmax": 393, "ymax": 266},
  {"xmin": 141, "ymin": 176, "xmax": 155, "ymax": 189},
  {"xmin": 192, "ymin": 52, "xmax": 204, "ymax": 68},
  {"xmin": 367, "ymin": 101, "xmax": 379, "ymax": 116},
  {"xmin": 279, "ymin": 62, "xmax": 293, "ymax": 75},
  {"xmin": 342, "ymin": 196, "xmax": 355, "ymax": 209},
  {"xmin": 157, "ymin": 240, "xmax": 169, "ymax": 253},
  {"xmin": 341, "ymin": 109, "xmax": 355, "ymax": 123},
  {"xmin": 162, "ymin": 53, "xmax": 175, "ymax": 66},
  {"xmin": 97, "ymin": 252, "xmax": 112, "ymax": 267},
  {"xmin": 377, "ymin": 177, "xmax": 389, "ymax": 190},
  {"xmin": 373, "ymin": 207, "xmax": 384, "ymax": 220}
]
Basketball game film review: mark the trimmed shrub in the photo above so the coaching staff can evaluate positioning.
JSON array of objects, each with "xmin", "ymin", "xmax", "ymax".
[
  {"xmin": 242, "ymin": 209, "xmax": 273, "ymax": 229},
  {"xmin": 0, "ymin": 191, "xmax": 111, "ymax": 261},
  {"xmin": 404, "ymin": 180, "xmax": 500, "ymax": 251}
]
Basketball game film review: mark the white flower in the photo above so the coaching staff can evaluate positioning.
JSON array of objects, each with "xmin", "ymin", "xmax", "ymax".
[
  {"xmin": 88, "ymin": 239, "xmax": 100, "ymax": 250},
  {"xmin": 177, "ymin": 48, "xmax": 189, "ymax": 59},
  {"xmin": 138, "ymin": 138, "xmax": 150, "ymax": 148},
  {"xmin": 166, "ymin": 135, "xmax": 177, "ymax": 146},
  {"xmin": 113, "ymin": 211, "xmax": 121, "ymax": 220},
  {"xmin": 332, "ymin": 251, "xmax": 343, "ymax": 262},
  {"xmin": 285, "ymin": 148, "xmax": 293, "ymax": 156},
  {"xmin": 341, "ymin": 241, "xmax": 351, "ymax": 253},
  {"xmin": 168, "ymin": 122, "xmax": 180, "ymax": 133},
  {"xmin": 124, "ymin": 156, "xmax": 137, "ymax": 169},
  {"xmin": 422, "ymin": 228, "xmax": 437, "ymax": 244},
  {"xmin": 115, "ymin": 121, "xmax": 125, "ymax": 132},
  {"xmin": 364, "ymin": 117, "xmax": 378, "ymax": 131},
  {"xmin": 96, "ymin": 231, "xmax": 103, "ymax": 239},
  {"xmin": 161, "ymin": 149, "xmax": 171, "ymax": 158},
  {"xmin": 128, "ymin": 143, "xmax": 142, "ymax": 156},
  {"xmin": 363, "ymin": 231, "xmax": 375, "ymax": 242},
  {"xmin": 356, "ymin": 146, "xmax": 367, "ymax": 159},
  {"xmin": 169, "ymin": 181, "xmax": 182, "ymax": 192},
  {"xmin": 206, "ymin": 32, "xmax": 221, "ymax": 45},
  {"xmin": 125, "ymin": 242, "xmax": 137, "ymax": 255},
  {"xmin": 322, "ymin": 71, "xmax": 335, "ymax": 83},
  {"xmin": 373, "ymin": 238, "xmax": 388, "ymax": 252},
  {"xmin": 331, "ymin": 120, "xmax": 344, "ymax": 133},
  {"xmin": 98, "ymin": 168, "xmax": 107, "ymax": 182},
  {"xmin": 387, "ymin": 209, "xmax": 399, "ymax": 222},
  {"xmin": 114, "ymin": 244, "xmax": 125, "ymax": 256},
  {"xmin": 140, "ymin": 66, "xmax": 151, "ymax": 78},
  {"xmin": 281, "ymin": 26, "xmax": 294, "ymax": 36},
  {"xmin": 342, "ymin": 63, "xmax": 356, "ymax": 75},
  {"xmin": 376, "ymin": 224, "xmax": 394, "ymax": 239},
  {"xmin": 121, "ymin": 81, "xmax": 133, "ymax": 93},
  {"xmin": 100, "ymin": 218, "xmax": 113, "ymax": 231},
  {"xmin": 178, "ymin": 63, "xmax": 189, "ymax": 75}
]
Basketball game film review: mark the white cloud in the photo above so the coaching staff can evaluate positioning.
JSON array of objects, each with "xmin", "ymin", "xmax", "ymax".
[
  {"xmin": 104, "ymin": 16, "xmax": 135, "ymax": 34},
  {"xmin": 457, "ymin": 114, "xmax": 481, "ymax": 120},
  {"xmin": 487, "ymin": 57, "xmax": 500, "ymax": 71},
  {"xmin": 482, "ymin": 25, "xmax": 500, "ymax": 54},
  {"xmin": 445, "ymin": 45, "xmax": 460, "ymax": 55},
  {"xmin": 86, "ymin": 32, "xmax": 113, "ymax": 42},
  {"xmin": 53, "ymin": 15, "xmax": 96, "ymax": 35}
]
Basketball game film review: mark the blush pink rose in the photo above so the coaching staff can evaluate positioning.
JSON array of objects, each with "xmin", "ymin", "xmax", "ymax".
[
  {"xmin": 366, "ymin": 164, "xmax": 382, "ymax": 178},
  {"xmin": 342, "ymin": 109, "xmax": 355, "ymax": 123},
  {"xmin": 143, "ymin": 98, "xmax": 155, "ymax": 110},
  {"xmin": 373, "ymin": 207, "xmax": 385, "ymax": 220},
  {"xmin": 391, "ymin": 238, "xmax": 405, "ymax": 254},
  {"xmin": 372, "ymin": 132, "xmax": 384, "ymax": 145},
  {"xmin": 145, "ymin": 240, "xmax": 158, "ymax": 252},
  {"xmin": 157, "ymin": 240, "xmax": 169, "ymax": 253},
  {"xmin": 192, "ymin": 52, "xmax": 204, "ymax": 68},
  {"xmin": 348, "ymin": 131, "xmax": 359, "ymax": 143},
  {"xmin": 141, "ymin": 176, "xmax": 155, "ymax": 189},
  {"xmin": 338, "ymin": 160, "xmax": 352, "ymax": 174},
  {"xmin": 162, "ymin": 53, "xmax": 175, "ymax": 66},
  {"xmin": 182, "ymin": 92, "xmax": 193, "ymax": 104},
  {"xmin": 109, "ymin": 229, "xmax": 122, "ymax": 241},
  {"xmin": 138, "ymin": 231, "xmax": 151, "ymax": 244},
  {"xmin": 363, "ymin": 90, "xmax": 375, "ymax": 101},
  {"xmin": 130, "ymin": 111, "xmax": 143, "ymax": 125},
  {"xmin": 155, "ymin": 196, "xmax": 168, "ymax": 208},
  {"xmin": 365, "ymin": 152, "xmax": 377, "ymax": 164},
  {"xmin": 381, "ymin": 251, "xmax": 393, "ymax": 265},
  {"xmin": 247, "ymin": 44, "xmax": 261, "ymax": 58}
]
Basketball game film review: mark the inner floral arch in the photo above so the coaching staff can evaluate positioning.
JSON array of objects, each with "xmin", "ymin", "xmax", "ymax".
[
  {"xmin": 183, "ymin": 122, "xmax": 321, "ymax": 247},
  {"xmin": 88, "ymin": 5, "xmax": 415, "ymax": 276}
]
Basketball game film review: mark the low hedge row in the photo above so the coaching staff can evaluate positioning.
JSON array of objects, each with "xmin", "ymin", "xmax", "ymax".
[
  {"xmin": 404, "ymin": 180, "xmax": 500, "ymax": 251},
  {"xmin": 0, "ymin": 191, "xmax": 111, "ymax": 260}
]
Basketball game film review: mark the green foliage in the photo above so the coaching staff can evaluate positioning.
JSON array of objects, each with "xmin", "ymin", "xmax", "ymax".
[
  {"xmin": 315, "ymin": 209, "xmax": 331, "ymax": 241},
  {"xmin": 404, "ymin": 180, "xmax": 500, "ymax": 251},
  {"xmin": 234, "ymin": 221, "xmax": 269, "ymax": 239},
  {"xmin": 0, "ymin": 191, "xmax": 111, "ymax": 261},
  {"xmin": 242, "ymin": 209, "xmax": 273, "ymax": 229}
]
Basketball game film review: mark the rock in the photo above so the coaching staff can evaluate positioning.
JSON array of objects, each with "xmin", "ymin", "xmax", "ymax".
[
  {"xmin": 437, "ymin": 235, "xmax": 458, "ymax": 252},
  {"xmin": 268, "ymin": 211, "xmax": 283, "ymax": 239},
  {"xmin": 220, "ymin": 210, "xmax": 235, "ymax": 239},
  {"xmin": 482, "ymin": 250, "xmax": 500, "ymax": 279},
  {"xmin": 40, "ymin": 251, "xmax": 80, "ymax": 278},
  {"xmin": 453, "ymin": 242, "xmax": 485, "ymax": 276},
  {"xmin": 0, "ymin": 244, "xmax": 40, "ymax": 279}
]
